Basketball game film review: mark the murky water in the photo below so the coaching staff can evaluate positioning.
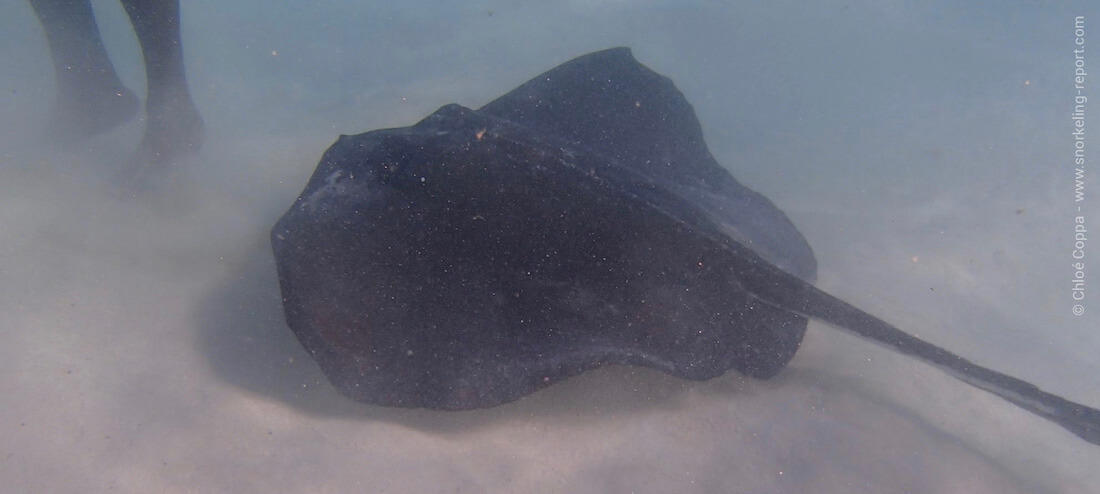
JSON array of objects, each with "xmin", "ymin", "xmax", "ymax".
[{"xmin": 2, "ymin": 1, "xmax": 1098, "ymax": 492}]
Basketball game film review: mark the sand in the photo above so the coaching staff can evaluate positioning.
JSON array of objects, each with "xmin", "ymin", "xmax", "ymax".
[{"xmin": 1, "ymin": 1, "xmax": 1098, "ymax": 492}]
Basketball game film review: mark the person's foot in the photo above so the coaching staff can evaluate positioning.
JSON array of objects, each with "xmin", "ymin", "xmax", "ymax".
[
  {"xmin": 135, "ymin": 96, "xmax": 205, "ymax": 167},
  {"xmin": 44, "ymin": 81, "xmax": 140, "ymax": 142},
  {"xmin": 116, "ymin": 92, "xmax": 205, "ymax": 192}
]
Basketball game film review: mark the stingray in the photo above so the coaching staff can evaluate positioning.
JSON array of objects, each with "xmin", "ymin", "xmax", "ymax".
[{"xmin": 270, "ymin": 47, "xmax": 1099, "ymax": 445}]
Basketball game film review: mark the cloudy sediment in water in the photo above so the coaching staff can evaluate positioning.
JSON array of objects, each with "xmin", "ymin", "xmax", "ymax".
[{"xmin": 1, "ymin": 1, "xmax": 1098, "ymax": 492}]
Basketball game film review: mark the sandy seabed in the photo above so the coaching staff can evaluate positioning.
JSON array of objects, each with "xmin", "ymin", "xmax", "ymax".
[{"xmin": 2, "ymin": 1, "xmax": 1099, "ymax": 493}]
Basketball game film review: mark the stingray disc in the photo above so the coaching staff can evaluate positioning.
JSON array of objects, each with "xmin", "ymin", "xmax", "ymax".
[{"xmin": 271, "ymin": 47, "xmax": 817, "ymax": 410}]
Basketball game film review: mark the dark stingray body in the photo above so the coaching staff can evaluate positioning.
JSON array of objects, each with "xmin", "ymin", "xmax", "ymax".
[
  {"xmin": 271, "ymin": 48, "xmax": 1100, "ymax": 446},
  {"xmin": 272, "ymin": 48, "xmax": 818, "ymax": 410}
]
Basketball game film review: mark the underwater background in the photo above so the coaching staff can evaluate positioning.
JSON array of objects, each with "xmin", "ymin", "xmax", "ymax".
[{"xmin": 1, "ymin": 1, "xmax": 1098, "ymax": 492}]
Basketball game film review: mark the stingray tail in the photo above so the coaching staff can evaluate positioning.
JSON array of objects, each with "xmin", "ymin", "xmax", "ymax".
[{"xmin": 755, "ymin": 276, "xmax": 1100, "ymax": 447}]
